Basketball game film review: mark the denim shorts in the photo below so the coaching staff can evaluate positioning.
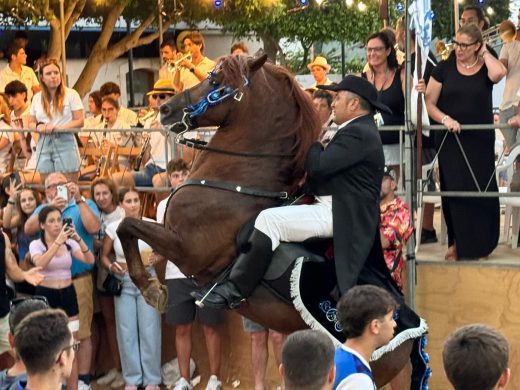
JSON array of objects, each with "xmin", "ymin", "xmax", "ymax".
[
  {"xmin": 131, "ymin": 163, "xmax": 165, "ymax": 187},
  {"xmin": 35, "ymin": 134, "xmax": 81, "ymax": 173},
  {"xmin": 242, "ymin": 317, "xmax": 266, "ymax": 333}
]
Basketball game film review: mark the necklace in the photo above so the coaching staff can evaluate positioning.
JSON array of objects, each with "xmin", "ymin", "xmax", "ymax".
[
  {"xmin": 458, "ymin": 57, "xmax": 479, "ymax": 69},
  {"xmin": 371, "ymin": 66, "xmax": 390, "ymax": 92}
]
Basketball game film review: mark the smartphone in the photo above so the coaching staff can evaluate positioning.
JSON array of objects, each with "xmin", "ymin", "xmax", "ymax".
[
  {"xmin": 63, "ymin": 218, "xmax": 73, "ymax": 228},
  {"xmin": 56, "ymin": 185, "xmax": 68, "ymax": 200}
]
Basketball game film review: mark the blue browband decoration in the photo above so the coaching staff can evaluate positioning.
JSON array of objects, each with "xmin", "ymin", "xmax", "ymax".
[{"xmin": 184, "ymin": 67, "xmax": 250, "ymax": 120}]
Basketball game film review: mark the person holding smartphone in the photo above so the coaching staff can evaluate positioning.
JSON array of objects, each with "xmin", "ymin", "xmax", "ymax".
[{"xmin": 29, "ymin": 205, "xmax": 94, "ymax": 390}]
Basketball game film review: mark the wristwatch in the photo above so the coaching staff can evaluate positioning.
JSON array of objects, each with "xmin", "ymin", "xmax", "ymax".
[
  {"xmin": 190, "ymin": 66, "xmax": 195, "ymax": 73},
  {"xmin": 76, "ymin": 196, "xmax": 86, "ymax": 204}
]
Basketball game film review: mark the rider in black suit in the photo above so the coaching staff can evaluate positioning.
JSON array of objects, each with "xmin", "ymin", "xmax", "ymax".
[{"xmin": 194, "ymin": 75, "xmax": 401, "ymax": 307}]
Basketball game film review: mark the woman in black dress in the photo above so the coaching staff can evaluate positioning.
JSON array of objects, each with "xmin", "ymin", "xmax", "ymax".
[
  {"xmin": 363, "ymin": 31, "xmax": 405, "ymax": 179},
  {"xmin": 425, "ymin": 23, "xmax": 506, "ymax": 260}
]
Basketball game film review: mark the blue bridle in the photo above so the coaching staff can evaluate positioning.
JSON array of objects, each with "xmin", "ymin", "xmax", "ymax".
[{"xmin": 181, "ymin": 67, "xmax": 249, "ymax": 129}]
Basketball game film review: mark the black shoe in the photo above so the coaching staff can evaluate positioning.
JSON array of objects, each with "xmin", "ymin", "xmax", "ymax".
[
  {"xmin": 420, "ymin": 229, "xmax": 438, "ymax": 244},
  {"xmin": 191, "ymin": 281, "xmax": 245, "ymax": 309}
]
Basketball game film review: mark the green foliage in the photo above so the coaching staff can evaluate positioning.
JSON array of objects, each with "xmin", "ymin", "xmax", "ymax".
[{"xmin": 431, "ymin": 0, "xmax": 510, "ymax": 40}]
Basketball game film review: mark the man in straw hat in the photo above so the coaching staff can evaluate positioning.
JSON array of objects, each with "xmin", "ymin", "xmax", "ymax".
[
  {"xmin": 193, "ymin": 75, "xmax": 406, "ymax": 311},
  {"xmin": 113, "ymin": 79, "xmax": 176, "ymax": 192},
  {"xmin": 308, "ymin": 56, "xmax": 333, "ymax": 89}
]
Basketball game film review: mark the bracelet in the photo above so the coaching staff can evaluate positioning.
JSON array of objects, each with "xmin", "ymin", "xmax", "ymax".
[
  {"xmin": 481, "ymin": 50, "xmax": 489, "ymax": 57},
  {"xmin": 189, "ymin": 67, "xmax": 195, "ymax": 73},
  {"xmin": 441, "ymin": 115, "xmax": 449, "ymax": 124},
  {"xmin": 81, "ymin": 248, "xmax": 89, "ymax": 253},
  {"xmin": 7, "ymin": 200, "xmax": 15, "ymax": 205},
  {"xmin": 75, "ymin": 237, "xmax": 81, "ymax": 243}
]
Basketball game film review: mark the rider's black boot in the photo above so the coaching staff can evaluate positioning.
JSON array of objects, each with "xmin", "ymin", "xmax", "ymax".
[{"xmin": 192, "ymin": 229, "xmax": 273, "ymax": 309}]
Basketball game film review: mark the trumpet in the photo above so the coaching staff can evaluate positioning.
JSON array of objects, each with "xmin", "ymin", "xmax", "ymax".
[{"xmin": 167, "ymin": 53, "xmax": 192, "ymax": 72}]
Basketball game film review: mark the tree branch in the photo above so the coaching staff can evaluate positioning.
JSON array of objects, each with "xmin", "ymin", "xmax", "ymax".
[{"xmin": 110, "ymin": 11, "xmax": 156, "ymax": 55}]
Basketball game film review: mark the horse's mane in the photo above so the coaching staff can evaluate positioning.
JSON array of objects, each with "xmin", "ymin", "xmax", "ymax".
[{"xmin": 218, "ymin": 55, "xmax": 322, "ymax": 177}]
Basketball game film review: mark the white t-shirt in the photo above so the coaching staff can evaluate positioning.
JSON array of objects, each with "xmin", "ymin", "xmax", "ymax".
[
  {"xmin": 0, "ymin": 64, "xmax": 39, "ymax": 102},
  {"xmin": 30, "ymin": 87, "xmax": 84, "ymax": 127},
  {"xmin": 99, "ymin": 206, "xmax": 125, "ymax": 239},
  {"xmin": 105, "ymin": 217, "xmax": 153, "ymax": 264},
  {"xmin": 156, "ymin": 194, "xmax": 186, "ymax": 279},
  {"xmin": 177, "ymin": 56, "xmax": 215, "ymax": 91},
  {"xmin": 0, "ymin": 121, "xmax": 13, "ymax": 173}
]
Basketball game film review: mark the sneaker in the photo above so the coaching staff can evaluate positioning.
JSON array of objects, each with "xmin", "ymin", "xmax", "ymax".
[
  {"xmin": 78, "ymin": 380, "xmax": 92, "ymax": 390},
  {"xmin": 173, "ymin": 377, "xmax": 193, "ymax": 390},
  {"xmin": 97, "ymin": 368, "xmax": 119, "ymax": 385},
  {"xmin": 420, "ymin": 228, "xmax": 438, "ymax": 244},
  {"xmin": 205, "ymin": 375, "xmax": 222, "ymax": 390},
  {"xmin": 110, "ymin": 371, "xmax": 125, "ymax": 388}
]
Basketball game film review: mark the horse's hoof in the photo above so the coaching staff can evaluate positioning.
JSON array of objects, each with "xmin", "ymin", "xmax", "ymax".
[{"xmin": 142, "ymin": 279, "xmax": 168, "ymax": 313}]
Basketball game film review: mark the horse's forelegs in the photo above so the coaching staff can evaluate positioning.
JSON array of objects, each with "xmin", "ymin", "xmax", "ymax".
[{"xmin": 117, "ymin": 217, "xmax": 176, "ymax": 312}]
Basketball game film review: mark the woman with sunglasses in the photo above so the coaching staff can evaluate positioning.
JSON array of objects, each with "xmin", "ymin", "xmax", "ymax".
[
  {"xmin": 27, "ymin": 58, "xmax": 84, "ymax": 183},
  {"xmin": 101, "ymin": 187, "xmax": 161, "ymax": 390},
  {"xmin": 363, "ymin": 30, "xmax": 405, "ymax": 181},
  {"xmin": 3, "ymin": 180, "xmax": 41, "ymax": 296},
  {"xmin": 425, "ymin": 23, "xmax": 506, "ymax": 261}
]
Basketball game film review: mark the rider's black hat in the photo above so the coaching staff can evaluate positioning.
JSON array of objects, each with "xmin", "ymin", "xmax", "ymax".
[{"xmin": 318, "ymin": 75, "xmax": 392, "ymax": 115}]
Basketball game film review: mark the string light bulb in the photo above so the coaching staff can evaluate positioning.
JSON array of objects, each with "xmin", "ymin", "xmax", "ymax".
[
  {"xmin": 358, "ymin": 1, "xmax": 367, "ymax": 11},
  {"xmin": 345, "ymin": 0, "xmax": 353, "ymax": 6}
]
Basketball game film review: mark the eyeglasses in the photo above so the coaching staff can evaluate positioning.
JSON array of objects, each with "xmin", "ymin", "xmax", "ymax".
[
  {"xmin": 151, "ymin": 94, "xmax": 172, "ymax": 100},
  {"xmin": 366, "ymin": 46, "xmax": 386, "ymax": 53},
  {"xmin": 452, "ymin": 40, "xmax": 478, "ymax": 50},
  {"xmin": 62, "ymin": 341, "xmax": 80, "ymax": 353},
  {"xmin": 45, "ymin": 182, "xmax": 67, "ymax": 190},
  {"xmin": 10, "ymin": 295, "xmax": 49, "ymax": 310}
]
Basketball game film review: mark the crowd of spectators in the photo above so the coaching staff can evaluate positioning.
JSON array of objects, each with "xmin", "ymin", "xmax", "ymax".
[{"xmin": 0, "ymin": 7, "xmax": 517, "ymax": 388}]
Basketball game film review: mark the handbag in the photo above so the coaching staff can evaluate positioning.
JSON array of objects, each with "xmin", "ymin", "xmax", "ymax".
[{"xmin": 102, "ymin": 272, "xmax": 122, "ymax": 296}]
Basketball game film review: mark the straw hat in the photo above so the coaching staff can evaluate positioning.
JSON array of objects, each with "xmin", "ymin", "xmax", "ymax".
[
  {"xmin": 307, "ymin": 56, "xmax": 331, "ymax": 72},
  {"xmin": 147, "ymin": 79, "xmax": 176, "ymax": 96}
]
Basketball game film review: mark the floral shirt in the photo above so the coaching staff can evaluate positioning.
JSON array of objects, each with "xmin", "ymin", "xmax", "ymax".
[{"xmin": 380, "ymin": 197, "xmax": 413, "ymax": 290}]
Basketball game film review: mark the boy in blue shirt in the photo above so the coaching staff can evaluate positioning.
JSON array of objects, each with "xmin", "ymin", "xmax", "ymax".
[{"xmin": 334, "ymin": 285, "xmax": 397, "ymax": 390}]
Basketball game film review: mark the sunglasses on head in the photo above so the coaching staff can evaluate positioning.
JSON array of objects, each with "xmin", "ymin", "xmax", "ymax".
[{"xmin": 10, "ymin": 295, "xmax": 49, "ymax": 310}]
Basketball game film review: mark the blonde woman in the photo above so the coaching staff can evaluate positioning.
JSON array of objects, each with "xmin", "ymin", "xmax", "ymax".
[{"xmin": 28, "ymin": 59, "xmax": 84, "ymax": 182}]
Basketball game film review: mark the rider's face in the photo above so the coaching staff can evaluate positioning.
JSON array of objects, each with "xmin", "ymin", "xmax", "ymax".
[{"xmin": 331, "ymin": 91, "xmax": 357, "ymax": 125}]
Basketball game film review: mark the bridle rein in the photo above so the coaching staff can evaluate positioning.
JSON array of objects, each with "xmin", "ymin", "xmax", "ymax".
[{"xmin": 171, "ymin": 67, "xmax": 293, "ymax": 201}]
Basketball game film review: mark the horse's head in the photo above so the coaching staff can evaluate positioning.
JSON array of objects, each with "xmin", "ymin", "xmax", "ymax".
[{"xmin": 159, "ymin": 54, "xmax": 268, "ymax": 133}]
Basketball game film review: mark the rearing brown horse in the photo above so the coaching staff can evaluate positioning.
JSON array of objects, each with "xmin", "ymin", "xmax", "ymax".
[{"xmin": 117, "ymin": 54, "xmax": 426, "ymax": 388}]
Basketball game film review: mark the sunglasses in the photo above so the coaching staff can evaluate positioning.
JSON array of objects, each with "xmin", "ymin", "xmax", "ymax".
[
  {"xmin": 62, "ymin": 341, "xmax": 80, "ymax": 353},
  {"xmin": 10, "ymin": 295, "xmax": 49, "ymax": 310},
  {"xmin": 151, "ymin": 94, "xmax": 172, "ymax": 100}
]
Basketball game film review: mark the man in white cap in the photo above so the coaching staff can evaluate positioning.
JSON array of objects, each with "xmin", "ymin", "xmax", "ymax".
[{"xmin": 308, "ymin": 56, "xmax": 333, "ymax": 89}]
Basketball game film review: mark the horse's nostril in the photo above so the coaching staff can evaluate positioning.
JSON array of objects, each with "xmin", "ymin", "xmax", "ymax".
[{"xmin": 160, "ymin": 105, "xmax": 170, "ymax": 116}]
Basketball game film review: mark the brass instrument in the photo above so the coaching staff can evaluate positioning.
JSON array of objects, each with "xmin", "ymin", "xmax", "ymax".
[
  {"xmin": 134, "ymin": 134, "xmax": 151, "ymax": 171},
  {"xmin": 167, "ymin": 53, "xmax": 192, "ymax": 73},
  {"xmin": 95, "ymin": 119, "xmax": 109, "ymax": 176}
]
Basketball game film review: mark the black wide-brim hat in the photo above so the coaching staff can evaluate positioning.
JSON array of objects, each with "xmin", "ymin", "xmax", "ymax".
[{"xmin": 318, "ymin": 75, "xmax": 392, "ymax": 115}]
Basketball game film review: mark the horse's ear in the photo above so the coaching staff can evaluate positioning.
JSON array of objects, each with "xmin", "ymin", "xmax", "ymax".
[{"xmin": 248, "ymin": 54, "xmax": 268, "ymax": 72}]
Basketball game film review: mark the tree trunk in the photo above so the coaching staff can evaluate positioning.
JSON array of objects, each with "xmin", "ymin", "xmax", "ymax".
[
  {"xmin": 260, "ymin": 35, "xmax": 279, "ymax": 63},
  {"xmin": 47, "ymin": 20, "xmax": 62, "ymax": 60},
  {"xmin": 73, "ymin": 49, "xmax": 108, "ymax": 97}
]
